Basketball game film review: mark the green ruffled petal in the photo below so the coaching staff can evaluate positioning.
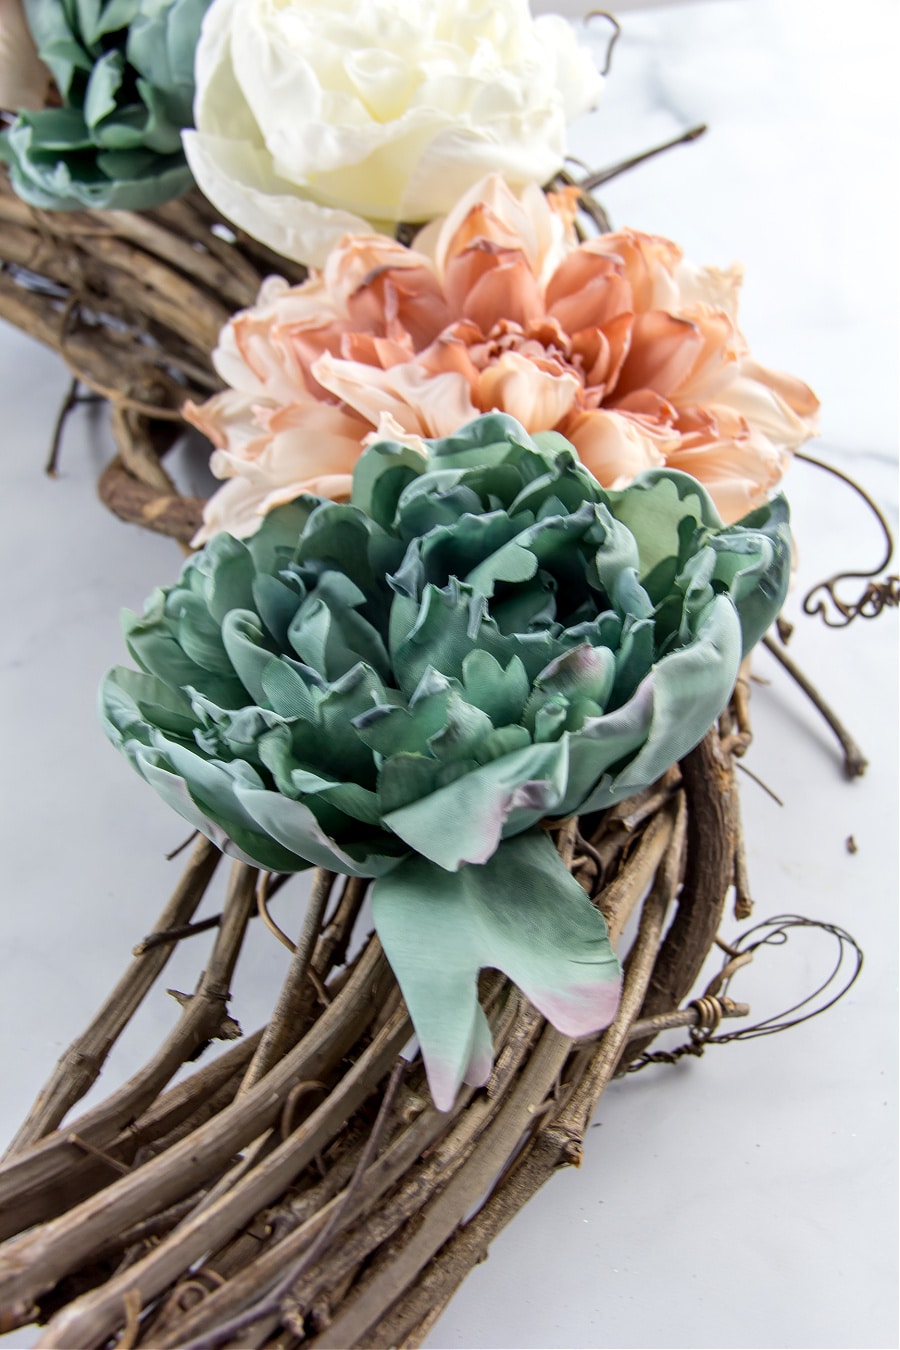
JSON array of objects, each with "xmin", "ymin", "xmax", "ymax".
[
  {"xmin": 575, "ymin": 595, "xmax": 741, "ymax": 813},
  {"xmin": 233, "ymin": 784, "xmax": 404, "ymax": 877},
  {"xmin": 382, "ymin": 739, "xmax": 570, "ymax": 870},
  {"xmin": 7, "ymin": 0, "xmax": 209, "ymax": 210},
  {"xmin": 103, "ymin": 414, "xmax": 791, "ymax": 1113}
]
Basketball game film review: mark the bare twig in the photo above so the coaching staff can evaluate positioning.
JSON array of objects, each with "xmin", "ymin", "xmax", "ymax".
[
  {"xmin": 0, "ymin": 941, "xmax": 393, "ymax": 1335},
  {"xmin": 2, "ymin": 836, "xmax": 220, "ymax": 1159},
  {"xmin": 188, "ymin": 1060, "xmax": 409, "ymax": 1350},
  {"xmin": 762, "ymin": 634, "xmax": 868, "ymax": 778},
  {"xmin": 578, "ymin": 124, "xmax": 708, "ymax": 192},
  {"xmin": 240, "ymin": 870, "xmax": 337, "ymax": 1094}
]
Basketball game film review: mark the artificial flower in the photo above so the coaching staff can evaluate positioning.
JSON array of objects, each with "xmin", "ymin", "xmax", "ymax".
[
  {"xmin": 182, "ymin": 0, "xmax": 602, "ymax": 268},
  {"xmin": 0, "ymin": 0, "xmax": 51, "ymax": 110},
  {"xmin": 0, "ymin": 0, "xmax": 210, "ymax": 210},
  {"xmin": 186, "ymin": 175, "xmax": 819, "ymax": 544},
  {"xmin": 101, "ymin": 414, "xmax": 791, "ymax": 1109}
]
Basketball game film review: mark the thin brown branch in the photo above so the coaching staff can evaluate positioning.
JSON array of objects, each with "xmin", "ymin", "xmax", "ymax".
[
  {"xmin": 734, "ymin": 758, "xmax": 785, "ymax": 807},
  {"xmin": 189, "ymin": 1060, "xmax": 409, "ymax": 1350},
  {"xmin": 0, "ymin": 940, "xmax": 392, "ymax": 1332},
  {"xmin": 762, "ymin": 634, "xmax": 868, "ymax": 778},
  {"xmin": 0, "ymin": 859, "xmax": 257, "ymax": 1237},
  {"xmin": 625, "ymin": 731, "xmax": 738, "ymax": 1066},
  {"xmin": 133, "ymin": 912, "xmax": 224, "ymax": 955},
  {"xmin": 579, "ymin": 123, "xmax": 708, "ymax": 191},
  {"xmin": 240, "ymin": 872, "xmax": 337, "ymax": 1094},
  {"xmin": 2, "ymin": 836, "xmax": 220, "ymax": 1159},
  {"xmin": 256, "ymin": 871, "xmax": 301, "ymax": 955}
]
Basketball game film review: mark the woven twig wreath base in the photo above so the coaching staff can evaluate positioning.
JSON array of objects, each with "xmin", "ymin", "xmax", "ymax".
[
  {"xmin": 0, "ymin": 708, "xmax": 754, "ymax": 1350},
  {"xmin": 0, "ymin": 167, "xmax": 300, "ymax": 542}
]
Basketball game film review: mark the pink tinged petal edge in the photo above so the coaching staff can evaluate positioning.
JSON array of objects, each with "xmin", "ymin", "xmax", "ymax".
[
  {"xmin": 385, "ymin": 767, "xmax": 563, "ymax": 870},
  {"xmin": 421, "ymin": 1003, "xmax": 488, "ymax": 1114},
  {"xmin": 463, "ymin": 1004, "xmax": 495, "ymax": 1092},
  {"xmin": 426, "ymin": 1056, "xmax": 468, "ymax": 1115},
  {"xmin": 383, "ymin": 744, "xmax": 570, "ymax": 871},
  {"xmin": 528, "ymin": 976, "xmax": 623, "ymax": 1039}
]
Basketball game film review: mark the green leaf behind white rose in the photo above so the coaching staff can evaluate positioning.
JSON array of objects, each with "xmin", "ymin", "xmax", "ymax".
[{"xmin": 0, "ymin": 0, "xmax": 209, "ymax": 209}]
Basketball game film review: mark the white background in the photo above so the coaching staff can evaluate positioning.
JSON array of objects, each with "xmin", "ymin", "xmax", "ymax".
[{"xmin": 0, "ymin": 2, "xmax": 897, "ymax": 1348}]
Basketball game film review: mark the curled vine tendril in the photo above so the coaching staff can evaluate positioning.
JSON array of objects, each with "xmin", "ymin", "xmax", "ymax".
[
  {"xmin": 584, "ymin": 11, "xmax": 621, "ymax": 76},
  {"xmin": 627, "ymin": 915, "xmax": 863, "ymax": 1070},
  {"xmin": 796, "ymin": 451, "xmax": 899, "ymax": 627}
]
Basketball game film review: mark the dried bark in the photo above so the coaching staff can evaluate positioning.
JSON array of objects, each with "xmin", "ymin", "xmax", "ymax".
[{"xmin": 0, "ymin": 168, "xmax": 305, "ymax": 543}]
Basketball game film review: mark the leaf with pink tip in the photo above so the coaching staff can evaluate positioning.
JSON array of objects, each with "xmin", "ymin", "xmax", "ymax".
[{"xmin": 372, "ymin": 829, "xmax": 621, "ymax": 1112}]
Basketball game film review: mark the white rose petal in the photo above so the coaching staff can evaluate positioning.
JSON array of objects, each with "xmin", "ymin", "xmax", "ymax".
[
  {"xmin": 182, "ymin": 129, "xmax": 376, "ymax": 268},
  {"xmin": 186, "ymin": 0, "xmax": 603, "ymax": 266}
]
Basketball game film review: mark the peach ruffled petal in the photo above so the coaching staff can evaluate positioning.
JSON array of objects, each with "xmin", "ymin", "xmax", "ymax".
[
  {"xmin": 549, "ymin": 273, "xmax": 633, "ymax": 335},
  {"xmin": 193, "ymin": 474, "xmax": 277, "ymax": 545},
  {"xmin": 189, "ymin": 174, "xmax": 817, "ymax": 540},
  {"xmin": 324, "ymin": 235, "xmax": 432, "ymax": 304},
  {"xmin": 593, "ymin": 230, "xmax": 684, "ymax": 312},
  {"xmin": 418, "ymin": 326, "xmax": 483, "ymax": 384},
  {"xmin": 457, "ymin": 255, "xmax": 546, "ymax": 333},
  {"xmin": 611, "ymin": 311, "xmax": 702, "ymax": 400},
  {"xmin": 582, "ymin": 310, "xmax": 633, "ymax": 390},
  {"xmin": 671, "ymin": 259, "xmax": 744, "ymax": 319},
  {"xmin": 442, "ymin": 241, "xmax": 517, "ymax": 316},
  {"xmin": 363, "ymin": 411, "xmax": 430, "ymax": 458},
  {"xmin": 340, "ymin": 330, "xmax": 414, "ymax": 369},
  {"xmin": 183, "ymin": 391, "xmax": 274, "ymax": 453},
  {"xmin": 475, "ymin": 351, "xmax": 580, "ymax": 430},
  {"xmin": 262, "ymin": 474, "xmax": 353, "ymax": 510},
  {"xmin": 333, "ymin": 237, "xmax": 450, "ymax": 348},
  {"xmin": 736, "ymin": 358, "xmax": 821, "ymax": 429},
  {"xmin": 667, "ymin": 304, "xmax": 741, "ymax": 403},
  {"xmin": 567, "ymin": 409, "xmax": 669, "ymax": 487},
  {"xmin": 421, "ymin": 177, "xmax": 541, "ymax": 277},
  {"xmin": 614, "ymin": 389, "xmax": 678, "ymax": 424},
  {"xmin": 194, "ymin": 401, "xmax": 370, "ymax": 541},
  {"xmin": 313, "ymin": 352, "xmax": 477, "ymax": 437},
  {"xmin": 722, "ymin": 380, "xmax": 815, "ymax": 454},
  {"xmin": 665, "ymin": 435, "xmax": 782, "ymax": 525}
]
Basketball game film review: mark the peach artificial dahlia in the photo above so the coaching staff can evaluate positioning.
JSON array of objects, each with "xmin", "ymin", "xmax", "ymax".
[{"xmin": 186, "ymin": 174, "xmax": 818, "ymax": 543}]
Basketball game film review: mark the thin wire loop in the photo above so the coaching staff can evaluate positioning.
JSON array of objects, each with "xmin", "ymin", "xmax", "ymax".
[
  {"xmin": 711, "ymin": 914, "xmax": 863, "ymax": 1042},
  {"xmin": 627, "ymin": 915, "xmax": 863, "ymax": 1071}
]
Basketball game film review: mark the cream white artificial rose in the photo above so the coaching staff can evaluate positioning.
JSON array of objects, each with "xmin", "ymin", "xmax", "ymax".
[{"xmin": 183, "ymin": 0, "xmax": 602, "ymax": 267}]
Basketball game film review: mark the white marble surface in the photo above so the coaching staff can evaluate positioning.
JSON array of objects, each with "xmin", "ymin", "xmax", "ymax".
[{"xmin": 0, "ymin": 2, "xmax": 897, "ymax": 1348}]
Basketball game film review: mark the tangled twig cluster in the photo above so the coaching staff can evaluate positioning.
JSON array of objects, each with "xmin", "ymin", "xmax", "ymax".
[{"xmin": 0, "ymin": 724, "xmax": 748, "ymax": 1349}]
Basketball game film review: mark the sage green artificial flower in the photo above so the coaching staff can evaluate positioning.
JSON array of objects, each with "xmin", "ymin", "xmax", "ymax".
[
  {"xmin": 0, "ymin": 0, "xmax": 208, "ymax": 209},
  {"xmin": 101, "ymin": 414, "xmax": 791, "ymax": 1109}
]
